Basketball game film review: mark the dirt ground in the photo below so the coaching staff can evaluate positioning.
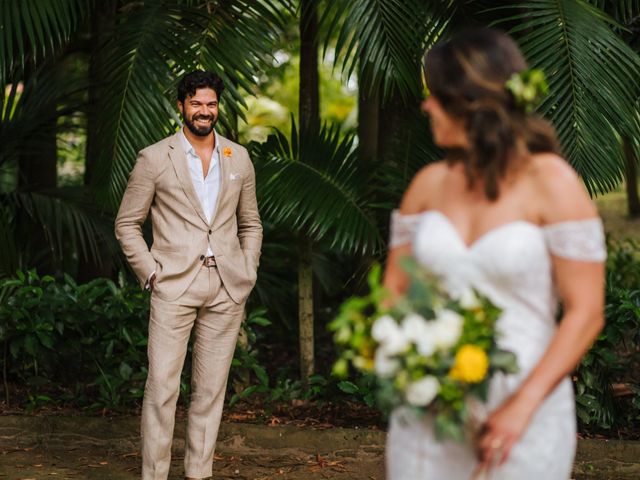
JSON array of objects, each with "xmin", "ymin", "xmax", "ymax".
[
  {"xmin": 0, "ymin": 416, "xmax": 384, "ymax": 479},
  {"xmin": 0, "ymin": 445, "xmax": 384, "ymax": 479},
  {"xmin": 1, "ymin": 415, "xmax": 640, "ymax": 480}
]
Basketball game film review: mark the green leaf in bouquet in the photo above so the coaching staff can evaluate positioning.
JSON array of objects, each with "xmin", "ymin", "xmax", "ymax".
[
  {"xmin": 469, "ymin": 378, "xmax": 491, "ymax": 402},
  {"xmin": 353, "ymin": 355, "xmax": 374, "ymax": 372},
  {"xmin": 438, "ymin": 381, "xmax": 465, "ymax": 406},
  {"xmin": 334, "ymin": 325, "xmax": 352, "ymax": 345},
  {"xmin": 490, "ymin": 350, "xmax": 519, "ymax": 374},
  {"xmin": 332, "ymin": 358, "xmax": 349, "ymax": 378},
  {"xmin": 394, "ymin": 369, "xmax": 411, "ymax": 392},
  {"xmin": 367, "ymin": 263, "xmax": 383, "ymax": 290},
  {"xmin": 457, "ymin": 313, "xmax": 494, "ymax": 350},
  {"xmin": 376, "ymin": 379, "xmax": 403, "ymax": 414},
  {"xmin": 398, "ymin": 255, "xmax": 421, "ymax": 278},
  {"xmin": 434, "ymin": 412, "xmax": 464, "ymax": 442}
]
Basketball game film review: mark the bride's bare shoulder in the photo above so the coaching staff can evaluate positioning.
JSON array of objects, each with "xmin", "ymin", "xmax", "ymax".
[
  {"xmin": 528, "ymin": 153, "xmax": 598, "ymax": 222},
  {"xmin": 399, "ymin": 160, "xmax": 452, "ymax": 214}
]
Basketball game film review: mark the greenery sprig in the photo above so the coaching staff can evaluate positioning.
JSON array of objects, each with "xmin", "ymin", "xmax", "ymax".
[{"xmin": 505, "ymin": 68, "xmax": 549, "ymax": 113}]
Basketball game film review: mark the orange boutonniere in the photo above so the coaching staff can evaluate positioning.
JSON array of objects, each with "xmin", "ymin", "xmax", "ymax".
[{"xmin": 223, "ymin": 147, "xmax": 232, "ymax": 157}]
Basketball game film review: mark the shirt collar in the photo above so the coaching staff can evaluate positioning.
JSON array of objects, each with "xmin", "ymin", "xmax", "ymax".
[{"xmin": 179, "ymin": 127, "xmax": 220, "ymax": 157}]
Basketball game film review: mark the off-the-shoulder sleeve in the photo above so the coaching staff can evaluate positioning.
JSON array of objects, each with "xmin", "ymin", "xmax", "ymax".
[
  {"xmin": 389, "ymin": 209, "xmax": 423, "ymax": 248},
  {"xmin": 543, "ymin": 218, "xmax": 606, "ymax": 262}
]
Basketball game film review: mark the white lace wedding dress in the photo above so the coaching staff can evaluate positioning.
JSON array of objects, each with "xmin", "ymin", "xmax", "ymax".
[{"xmin": 386, "ymin": 210, "xmax": 606, "ymax": 480}]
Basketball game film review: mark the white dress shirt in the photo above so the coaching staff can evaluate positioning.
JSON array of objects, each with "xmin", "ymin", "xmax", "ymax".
[{"xmin": 180, "ymin": 127, "xmax": 221, "ymax": 256}]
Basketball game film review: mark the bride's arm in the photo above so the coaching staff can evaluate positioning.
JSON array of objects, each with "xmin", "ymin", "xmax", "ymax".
[
  {"xmin": 478, "ymin": 155, "xmax": 605, "ymax": 468},
  {"xmin": 383, "ymin": 164, "xmax": 441, "ymax": 297}
]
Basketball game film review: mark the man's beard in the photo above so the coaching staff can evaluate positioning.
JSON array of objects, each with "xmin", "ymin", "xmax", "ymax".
[{"xmin": 184, "ymin": 114, "xmax": 217, "ymax": 136}]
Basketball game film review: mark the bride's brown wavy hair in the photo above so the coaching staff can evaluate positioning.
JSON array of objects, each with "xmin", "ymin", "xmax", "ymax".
[{"xmin": 424, "ymin": 28, "xmax": 559, "ymax": 200}]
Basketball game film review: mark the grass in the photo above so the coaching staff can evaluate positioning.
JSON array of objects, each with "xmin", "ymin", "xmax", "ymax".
[{"xmin": 594, "ymin": 187, "xmax": 640, "ymax": 242}]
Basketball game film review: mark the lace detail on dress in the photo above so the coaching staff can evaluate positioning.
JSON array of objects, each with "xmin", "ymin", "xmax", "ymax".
[
  {"xmin": 389, "ymin": 209, "xmax": 423, "ymax": 247},
  {"xmin": 543, "ymin": 218, "xmax": 606, "ymax": 262}
]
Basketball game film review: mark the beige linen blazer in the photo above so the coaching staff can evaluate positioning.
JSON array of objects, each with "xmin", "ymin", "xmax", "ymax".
[{"xmin": 115, "ymin": 131, "xmax": 262, "ymax": 303}]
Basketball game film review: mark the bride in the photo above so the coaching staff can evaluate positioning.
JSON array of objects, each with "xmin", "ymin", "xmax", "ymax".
[{"xmin": 383, "ymin": 28, "xmax": 606, "ymax": 479}]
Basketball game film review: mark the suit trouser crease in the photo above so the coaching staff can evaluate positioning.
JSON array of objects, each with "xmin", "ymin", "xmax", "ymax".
[{"xmin": 142, "ymin": 266, "xmax": 243, "ymax": 480}]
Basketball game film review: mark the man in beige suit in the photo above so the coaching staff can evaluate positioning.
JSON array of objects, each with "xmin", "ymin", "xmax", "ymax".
[{"xmin": 115, "ymin": 70, "xmax": 262, "ymax": 480}]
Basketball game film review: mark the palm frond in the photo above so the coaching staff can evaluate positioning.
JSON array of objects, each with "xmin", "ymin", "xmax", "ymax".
[
  {"xmin": 1, "ymin": 62, "xmax": 85, "ymax": 167},
  {"xmin": 180, "ymin": 0, "xmax": 291, "ymax": 125},
  {"xmin": 92, "ymin": 2, "xmax": 187, "ymax": 208},
  {"xmin": 93, "ymin": 0, "xmax": 291, "ymax": 209},
  {"xmin": 0, "ymin": 0, "xmax": 92, "ymax": 84},
  {"xmin": 251, "ymin": 118, "xmax": 383, "ymax": 255},
  {"xmin": 494, "ymin": 0, "xmax": 640, "ymax": 194},
  {"xmin": 249, "ymin": 221, "xmax": 297, "ymax": 331},
  {"xmin": 321, "ymin": 0, "xmax": 442, "ymax": 103},
  {"xmin": 4, "ymin": 187, "xmax": 117, "ymax": 271},
  {"xmin": 377, "ymin": 110, "xmax": 444, "ymax": 209},
  {"xmin": 588, "ymin": 0, "xmax": 640, "ymax": 26}
]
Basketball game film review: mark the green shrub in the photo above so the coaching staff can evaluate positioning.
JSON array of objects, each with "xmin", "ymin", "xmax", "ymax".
[
  {"xmin": 574, "ymin": 239, "xmax": 640, "ymax": 432},
  {"xmin": 0, "ymin": 270, "xmax": 272, "ymax": 411},
  {"xmin": 0, "ymin": 270, "xmax": 150, "ymax": 409}
]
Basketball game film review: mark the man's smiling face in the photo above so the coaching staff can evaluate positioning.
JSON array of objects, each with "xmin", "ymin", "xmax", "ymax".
[{"xmin": 178, "ymin": 87, "xmax": 219, "ymax": 137}]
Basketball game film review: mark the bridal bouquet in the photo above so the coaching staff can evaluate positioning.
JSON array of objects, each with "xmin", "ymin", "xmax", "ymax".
[{"xmin": 330, "ymin": 257, "xmax": 518, "ymax": 441}]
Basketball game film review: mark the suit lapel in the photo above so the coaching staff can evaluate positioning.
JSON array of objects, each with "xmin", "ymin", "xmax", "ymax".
[
  {"xmin": 167, "ymin": 131, "xmax": 209, "ymax": 225},
  {"xmin": 211, "ymin": 135, "xmax": 230, "ymax": 227}
]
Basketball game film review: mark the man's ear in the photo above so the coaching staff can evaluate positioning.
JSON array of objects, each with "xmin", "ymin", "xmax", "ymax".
[{"xmin": 177, "ymin": 101, "xmax": 184, "ymax": 115}]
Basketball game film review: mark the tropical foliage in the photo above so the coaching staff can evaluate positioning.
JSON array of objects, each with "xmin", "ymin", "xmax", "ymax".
[{"xmin": 1, "ymin": 1, "xmax": 639, "ymax": 437}]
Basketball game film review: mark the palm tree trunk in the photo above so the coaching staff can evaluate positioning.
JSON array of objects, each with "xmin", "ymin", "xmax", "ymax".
[
  {"xmin": 17, "ymin": 63, "xmax": 58, "ymax": 275},
  {"xmin": 2, "ymin": 340, "xmax": 9, "ymax": 406},
  {"xmin": 79, "ymin": 0, "xmax": 117, "ymax": 282},
  {"xmin": 17, "ymin": 63, "xmax": 57, "ymax": 192},
  {"xmin": 378, "ymin": 90, "xmax": 416, "ymax": 167},
  {"xmin": 298, "ymin": 0, "xmax": 319, "ymax": 385},
  {"xmin": 623, "ymin": 136, "xmax": 640, "ymax": 218},
  {"xmin": 85, "ymin": 0, "xmax": 117, "ymax": 187},
  {"xmin": 357, "ymin": 62, "xmax": 379, "ymax": 162},
  {"xmin": 299, "ymin": 0, "xmax": 319, "ymax": 135},
  {"xmin": 298, "ymin": 235, "xmax": 314, "ymax": 382}
]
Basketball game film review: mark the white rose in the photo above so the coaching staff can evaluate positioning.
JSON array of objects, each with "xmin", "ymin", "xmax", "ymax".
[
  {"xmin": 401, "ymin": 313, "xmax": 436, "ymax": 357},
  {"xmin": 372, "ymin": 315, "xmax": 408, "ymax": 355},
  {"xmin": 371, "ymin": 315, "xmax": 396, "ymax": 341},
  {"xmin": 433, "ymin": 309, "xmax": 464, "ymax": 350},
  {"xmin": 459, "ymin": 287, "xmax": 480, "ymax": 309},
  {"xmin": 401, "ymin": 313, "xmax": 429, "ymax": 341},
  {"xmin": 405, "ymin": 375, "xmax": 440, "ymax": 407},
  {"xmin": 374, "ymin": 347, "xmax": 401, "ymax": 378}
]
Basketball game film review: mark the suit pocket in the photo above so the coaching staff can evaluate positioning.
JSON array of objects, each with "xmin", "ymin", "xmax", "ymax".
[{"xmin": 243, "ymin": 252, "xmax": 258, "ymax": 286}]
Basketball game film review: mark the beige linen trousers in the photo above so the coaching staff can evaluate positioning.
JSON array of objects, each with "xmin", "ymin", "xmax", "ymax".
[{"xmin": 115, "ymin": 131, "xmax": 262, "ymax": 479}]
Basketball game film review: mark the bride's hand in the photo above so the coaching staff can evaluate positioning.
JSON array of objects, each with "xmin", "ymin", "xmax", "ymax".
[{"xmin": 476, "ymin": 392, "xmax": 538, "ymax": 470}]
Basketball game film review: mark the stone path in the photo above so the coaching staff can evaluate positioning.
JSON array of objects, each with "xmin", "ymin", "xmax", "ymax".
[{"xmin": 0, "ymin": 415, "xmax": 638, "ymax": 479}]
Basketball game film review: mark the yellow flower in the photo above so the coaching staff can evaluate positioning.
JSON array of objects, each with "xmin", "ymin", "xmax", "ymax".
[
  {"xmin": 223, "ymin": 147, "xmax": 232, "ymax": 157},
  {"xmin": 449, "ymin": 344, "xmax": 489, "ymax": 384}
]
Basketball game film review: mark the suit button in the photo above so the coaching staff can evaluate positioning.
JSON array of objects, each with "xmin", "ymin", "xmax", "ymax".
[
  {"xmin": 199, "ymin": 255, "xmax": 205, "ymax": 260},
  {"xmin": 208, "ymin": 229, "xmax": 212, "ymax": 234}
]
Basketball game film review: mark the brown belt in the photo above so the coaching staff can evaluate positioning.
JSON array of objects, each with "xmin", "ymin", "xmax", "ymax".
[{"xmin": 203, "ymin": 256, "xmax": 217, "ymax": 267}]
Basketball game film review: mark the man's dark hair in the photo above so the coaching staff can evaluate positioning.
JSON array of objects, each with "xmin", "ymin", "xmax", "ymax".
[{"xmin": 177, "ymin": 70, "xmax": 225, "ymax": 103}]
